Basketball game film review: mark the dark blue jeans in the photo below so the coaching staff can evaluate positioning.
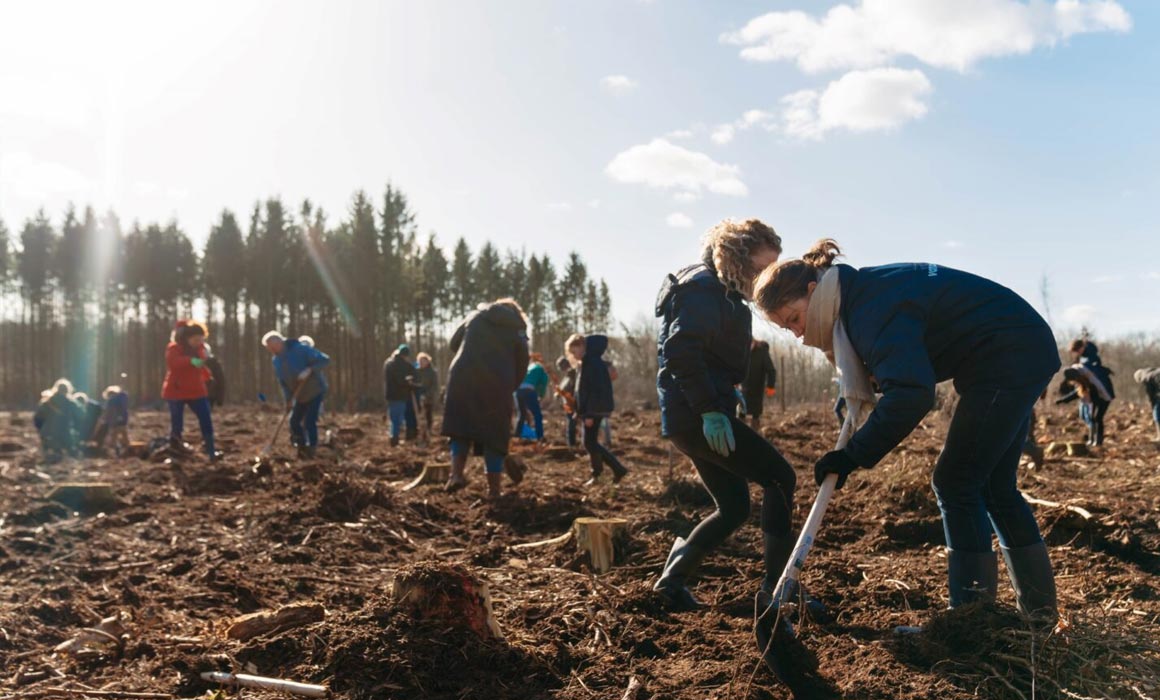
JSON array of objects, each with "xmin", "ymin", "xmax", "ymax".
[
  {"xmin": 168, "ymin": 398, "xmax": 215, "ymax": 456},
  {"xmin": 515, "ymin": 387, "xmax": 544, "ymax": 440},
  {"xmin": 290, "ymin": 395, "xmax": 323, "ymax": 447},
  {"xmin": 932, "ymin": 379, "xmax": 1051, "ymax": 553},
  {"xmin": 387, "ymin": 400, "xmax": 408, "ymax": 439}
]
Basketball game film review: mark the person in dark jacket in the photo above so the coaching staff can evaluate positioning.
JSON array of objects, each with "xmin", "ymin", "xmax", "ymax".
[
  {"xmin": 1135, "ymin": 368, "xmax": 1160, "ymax": 440},
  {"xmin": 1056, "ymin": 365, "xmax": 1113, "ymax": 446},
  {"xmin": 555, "ymin": 356, "xmax": 579, "ymax": 448},
  {"xmin": 754, "ymin": 239, "xmax": 1060, "ymax": 626},
  {"xmin": 264, "ymin": 331, "xmax": 331, "ymax": 458},
  {"xmin": 653, "ymin": 218, "xmax": 796, "ymax": 614},
  {"xmin": 162, "ymin": 321, "xmax": 219, "ymax": 460},
  {"xmin": 569, "ymin": 333, "xmax": 629, "ymax": 485},
  {"xmin": 384, "ymin": 345, "xmax": 418, "ymax": 446},
  {"xmin": 1068, "ymin": 339, "xmax": 1115, "ymax": 434},
  {"xmin": 415, "ymin": 352, "xmax": 440, "ymax": 433},
  {"xmin": 740, "ymin": 338, "xmax": 777, "ymax": 430},
  {"xmin": 74, "ymin": 392, "xmax": 106, "ymax": 448},
  {"xmin": 101, "ymin": 385, "xmax": 131, "ymax": 458},
  {"xmin": 203, "ymin": 343, "xmax": 226, "ymax": 407},
  {"xmin": 441, "ymin": 299, "xmax": 530, "ymax": 498},
  {"xmin": 34, "ymin": 379, "xmax": 82, "ymax": 462}
]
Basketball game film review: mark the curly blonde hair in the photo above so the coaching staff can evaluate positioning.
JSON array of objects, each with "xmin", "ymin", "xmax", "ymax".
[{"xmin": 701, "ymin": 219, "xmax": 783, "ymax": 298}]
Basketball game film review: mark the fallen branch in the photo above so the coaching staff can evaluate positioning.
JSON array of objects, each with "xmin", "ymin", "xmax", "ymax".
[
  {"xmin": 44, "ymin": 689, "xmax": 172, "ymax": 700},
  {"xmin": 200, "ymin": 671, "xmax": 329, "ymax": 698},
  {"xmin": 620, "ymin": 676, "xmax": 643, "ymax": 700},
  {"xmin": 511, "ymin": 530, "xmax": 573, "ymax": 551},
  {"xmin": 1024, "ymin": 496, "xmax": 1094, "ymax": 521},
  {"xmin": 225, "ymin": 602, "xmax": 325, "ymax": 641}
]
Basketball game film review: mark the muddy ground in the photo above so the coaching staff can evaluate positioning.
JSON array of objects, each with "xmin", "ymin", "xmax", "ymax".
[{"xmin": 1, "ymin": 399, "xmax": 1159, "ymax": 699}]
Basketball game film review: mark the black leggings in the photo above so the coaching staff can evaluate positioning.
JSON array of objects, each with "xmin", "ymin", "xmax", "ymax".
[
  {"xmin": 668, "ymin": 415, "xmax": 796, "ymax": 552},
  {"xmin": 1090, "ymin": 398, "xmax": 1110, "ymax": 445},
  {"xmin": 584, "ymin": 416, "xmax": 626, "ymax": 476}
]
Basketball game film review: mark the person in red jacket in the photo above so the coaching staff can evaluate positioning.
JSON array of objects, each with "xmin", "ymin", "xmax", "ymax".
[{"xmin": 162, "ymin": 321, "xmax": 219, "ymax": 460}]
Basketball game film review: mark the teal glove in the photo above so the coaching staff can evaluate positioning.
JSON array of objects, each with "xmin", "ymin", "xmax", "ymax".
[
  {"xmin": 701, "ymin": 411, "xmax": 736, "ymax": 457},
  {"xmin": 190, "ymin": 358, "xmax": 205, "ymax": 368}
]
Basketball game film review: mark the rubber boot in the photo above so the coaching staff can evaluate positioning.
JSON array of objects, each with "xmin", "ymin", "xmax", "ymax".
[
  {"xmin": 760, "ymin": 534, "xmax": 828, "ymax": 623},
  {"xmin": 947, "ymin": 548, "xmax": 999, "ymax": 607},
  {"xmin": 896, "ymin": 548, "xmax": 996, "ymax": 635},
  {"xmin": 445, "ymin": 452, "xmax": 469, "ymax": 493},
  {"xmin": 1001, "ymin": 541, "xmax": 1058, "ymax": 625},
  {"xmin": 486, "ymin": 472, "xmax": 503, "ymax": 500},
  {"xmin": 653, "ymin": 537, "xmax": 708, "ymax": 610}
]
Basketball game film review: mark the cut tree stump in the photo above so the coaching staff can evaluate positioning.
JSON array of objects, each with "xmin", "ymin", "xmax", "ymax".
[
  {"xmin": 402, "ymin": 463, "xmax": 451, "ymax": 491},
  {"xmin": 572, "ymin": 517, "xmax": 629, "ymax": 574},
  {"xmin": 392, "ymin": 563, "xmax": 504, "ymax": 640},
  {"xmin": 226, "ymin": 602, "xmax": 326, "ymax": 641},
  {"xmin": 46, "ymin": 483, "xmax": 123, "ymax": 515}
]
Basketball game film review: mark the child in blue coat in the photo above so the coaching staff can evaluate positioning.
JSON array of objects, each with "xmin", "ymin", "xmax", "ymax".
[{"xmin": 755, "ymin": 239, "xmax": 1059, "ymax": 626}]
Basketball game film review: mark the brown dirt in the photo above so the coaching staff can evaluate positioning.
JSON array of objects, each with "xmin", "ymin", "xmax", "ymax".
[{"xmin": 1, "ymin": 402, "xmax": 1159, "ymax": 699}]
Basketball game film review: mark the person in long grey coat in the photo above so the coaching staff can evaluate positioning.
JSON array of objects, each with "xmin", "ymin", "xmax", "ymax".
[{"xmin": 440, "ymin": 298, "xmax": 530, "ymax": 498}]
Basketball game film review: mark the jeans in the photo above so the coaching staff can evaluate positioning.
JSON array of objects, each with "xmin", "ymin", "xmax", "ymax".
[
  {"xmin": 168, "ymin": 398, "xmax": 215, "ymax": 456},
  {"xmin": 932, "ymin": 379, "xmax": 1051, "ymax": 553},
  {"xmin": 1152, "ymin": 401, "xmax": 1160, "ymax": 431},
  {"xmin": 290, "ymin": 395, "xmax": 324, "ymax": 447},
  {"xmin": 669, "ymin": 415, "xmax": 796, "ymax": 545},
  {"xmin": 583, "ymin": 416, "xmax": 626, "ymax": 477},
  {"xmin": 388, "ymin": 400, "xmax": 409, "ymax": 439},
  {"xmin": 515, "ymin": 387, "xmax": 544, "ymax": 440},
  {"xmin": 403, "ymin": 395, "xmax": 418, "ymax": 437},
  {"xmin": 449, "ymin": 438, "xmax": 504, "ymax": 474},
  {"xmin": 1088, "ymin": 398, "xmax": 1109, "ymax": 445}
]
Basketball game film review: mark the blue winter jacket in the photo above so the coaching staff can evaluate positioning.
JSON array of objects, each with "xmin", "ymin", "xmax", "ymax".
[
  {"xmin": 655, "ymin": 263, "xmax": 752, "ymax": 436},
  {"xmin": 272, "ymin": 338, "xmax": 331, "ymax": 403},
  {"xmin": 836, "ymin": 263, "xmax": 1059, "ymax": 468}
]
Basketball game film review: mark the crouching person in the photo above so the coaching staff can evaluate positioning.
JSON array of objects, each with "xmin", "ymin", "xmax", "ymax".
[
  {"xmin": 263, "ymin": 331, "xmax": 331, "ymax": 458},
  {"xmin": 101, "ymin": 386, "xmax": 131, "ymax": 458},
  {"xmin": 34, "ymin": 379, "xmax": 81, "ymax": 463},
  {"xmin": 441, "ymin": 298, "xmax": 530, "ymax": 499}
]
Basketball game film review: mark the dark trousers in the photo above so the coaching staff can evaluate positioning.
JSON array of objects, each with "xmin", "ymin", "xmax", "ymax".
[
  {"xmin": 168, "ymin": 398, "xmax": 215, "ymax": 456},
  {"xmin": 583, "ymin": 416, "xmax": 626, "ymax": 477},
  {"xmin": 403, "ymin": 395, "xmax": 418, "ymax": 438},
  {"xmin": 932, "ymin": 379, "xmax": 1051, "ymax": 553},
  {"xmin": 516, "ymin": 388, "xmax": 544, "ymax": 440},
  {"xmin": 290, "ymin": 394, "xmax": 324, "ymax": 447},
  {"xmin": 1089, "ymin": 398, "xmax": 1109, "ymax": 445},
  {"xmin": 565, "ymin": 413, "xmax": 578, "ymax": 447},
  {"xmin": 668, "ymin": 415, "xmax": 796, "ymax": 548}
]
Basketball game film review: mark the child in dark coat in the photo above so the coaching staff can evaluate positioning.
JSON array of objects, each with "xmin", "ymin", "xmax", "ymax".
[
  {"xmin": 755, "ymin": 238, "xmax": 1059, "ymax": 627},
  {"xmin": 34, "ymin": 379, "xmax": 82, "ymax": 462},
  {"xmin": 569, "ymin": 333, "xmax": 629, "ymax": 485},
  {"xmin": 441, "ymin": 299, "xmax": 530, "ymax": 498},
  {"xmin": 101, "ymin": 386, "xmax": 131, "ymax": 457},
  {"xmin": 1135, "ymin": 368, "xmax": 1160, "ymax": 440}
]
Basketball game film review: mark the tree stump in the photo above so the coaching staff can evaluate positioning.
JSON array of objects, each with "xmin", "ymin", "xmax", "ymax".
[
  {"xmin": 402, "ymin": 463, "xmax": 451, "ymax": 491},
  {"xmin": 572, "ymin": 517, "xmax": 629, "ymax": 574},
  {"xmin": 392, "ymin": 563, "xmax": 504, "ymax": 640},
  {"xmin": 46, "ymin": 483, "xmax": 123, "ymax": 515}
]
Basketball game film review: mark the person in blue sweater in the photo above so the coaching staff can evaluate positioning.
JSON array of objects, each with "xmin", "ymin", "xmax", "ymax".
[
  {"xmin": 515, "ymin": 353, "xmax": 550, "ymax": 441},
  {"xmin": 263, "ymin": 331, "xmax": 331, "ymax": 458},
  {"xmin": 653, "ymin": 218, "xmax": 804, "ymax": 614},
  {"xmin": 754, "ymin": 239, "xmax": 1060, "ymax": 626}
]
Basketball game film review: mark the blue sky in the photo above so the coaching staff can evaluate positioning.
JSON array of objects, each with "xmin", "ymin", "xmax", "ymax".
[{"xmin": 1, "ymin": 1, "xmax": 1156, "ymax": 336}]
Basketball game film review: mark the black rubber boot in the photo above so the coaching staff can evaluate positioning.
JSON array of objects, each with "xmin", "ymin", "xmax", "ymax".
[
  {"xmin": 653, "ymin": 537, "xmax": 708, "ymax": 610},
  {"xmin": 1001, "ymin": 541, "xmax": 1058, "ymax": 625},
  {"xmin": 761, "ymin": 534, "xmax": 828, "ymax": 623},
  {"xmin": 948, "ymin": 547, "xmax": 999, "ymax": 607}
]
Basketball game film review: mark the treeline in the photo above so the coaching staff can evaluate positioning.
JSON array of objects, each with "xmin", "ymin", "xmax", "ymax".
[{"xmin": 0, "ymin": 184, "xmax": 613, "ymax": 408}]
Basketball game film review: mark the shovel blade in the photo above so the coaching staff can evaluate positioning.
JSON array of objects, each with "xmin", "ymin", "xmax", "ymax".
[{"xmin": 755, "ymin": 591, "xmax": 839, "ymax": 699}]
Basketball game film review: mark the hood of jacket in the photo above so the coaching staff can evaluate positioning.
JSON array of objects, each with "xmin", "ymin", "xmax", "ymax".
[
  {"xmin": 585, "ymin": 334, "xmax": 608, "ymax": 359},
  {"xmin": 481, "ymin": 302, "xmax": 527, "ymax": 330}
]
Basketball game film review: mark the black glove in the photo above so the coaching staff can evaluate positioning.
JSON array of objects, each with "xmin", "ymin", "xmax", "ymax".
[{"xmin": 814, "ymin": 449, "xmax": 860, "ymax": 490}]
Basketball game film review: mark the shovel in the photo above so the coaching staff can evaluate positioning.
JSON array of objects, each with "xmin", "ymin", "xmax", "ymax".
[
  {"xmin": 256, "ymin": 380, "xmax": 305, "ymax": 462},
  {"xmin": 755, "ymin": 399, "xmax": 864, "ymax": 696}
]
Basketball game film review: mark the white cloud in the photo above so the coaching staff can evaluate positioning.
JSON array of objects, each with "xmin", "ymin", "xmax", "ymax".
[
  {"xmin": 666, "ymin": 128, "xmax": 694, "ymax": 140},
  {"xmin": 587, "ymin": 199, "xmax": 601, "ymax": 209},
  {"xmin": 0, "ymin": 151, "xmax": 93, "ymax": 201},
  {"xmin": 666, "ymin": 212, "xmax": 694, "ymax": 228},
  {"xmin": 1091, "ymin": 274, "xmax": 1123, "ymax": 283},
  {"xmin": 1141, "ymin": 271, "xmax": 1160, "ymax": 281},
  {"xmin": 710, "ymin": 124, "xmax": 736, "ymax": 144},
  {"xmin": 545, "ymin": 201, "xmax": 572, "ymax": 212},
  {"xmin": 600, "ymin": 75, "xmax": 638, "ymax": 95},
  {"xmin": 1063, "ymin": 304, "xmax": 1097, "ymax": 325},
  {"xmin": 944, "ymin": 240, "xmax": 963, "ymax": 249},
  {"xmin": 605, "ymin": 138, "xmax": 748, "ymax": 197},
  {"xmin": 782, "ymin": 68, "xmax": 932, "ymax": 140},
  {"xmin": 721, "ymin": 0, "xmax": 1131, "ymax": 74},
  {"xmin": 673, "ymin": 191, "xmax": 701, "ymax": 203}
]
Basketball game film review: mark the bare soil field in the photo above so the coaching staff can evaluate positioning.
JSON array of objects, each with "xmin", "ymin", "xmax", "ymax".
[{"xmin": 2, "ymin": 401, "xmax": 1159, "ymax": 699}]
